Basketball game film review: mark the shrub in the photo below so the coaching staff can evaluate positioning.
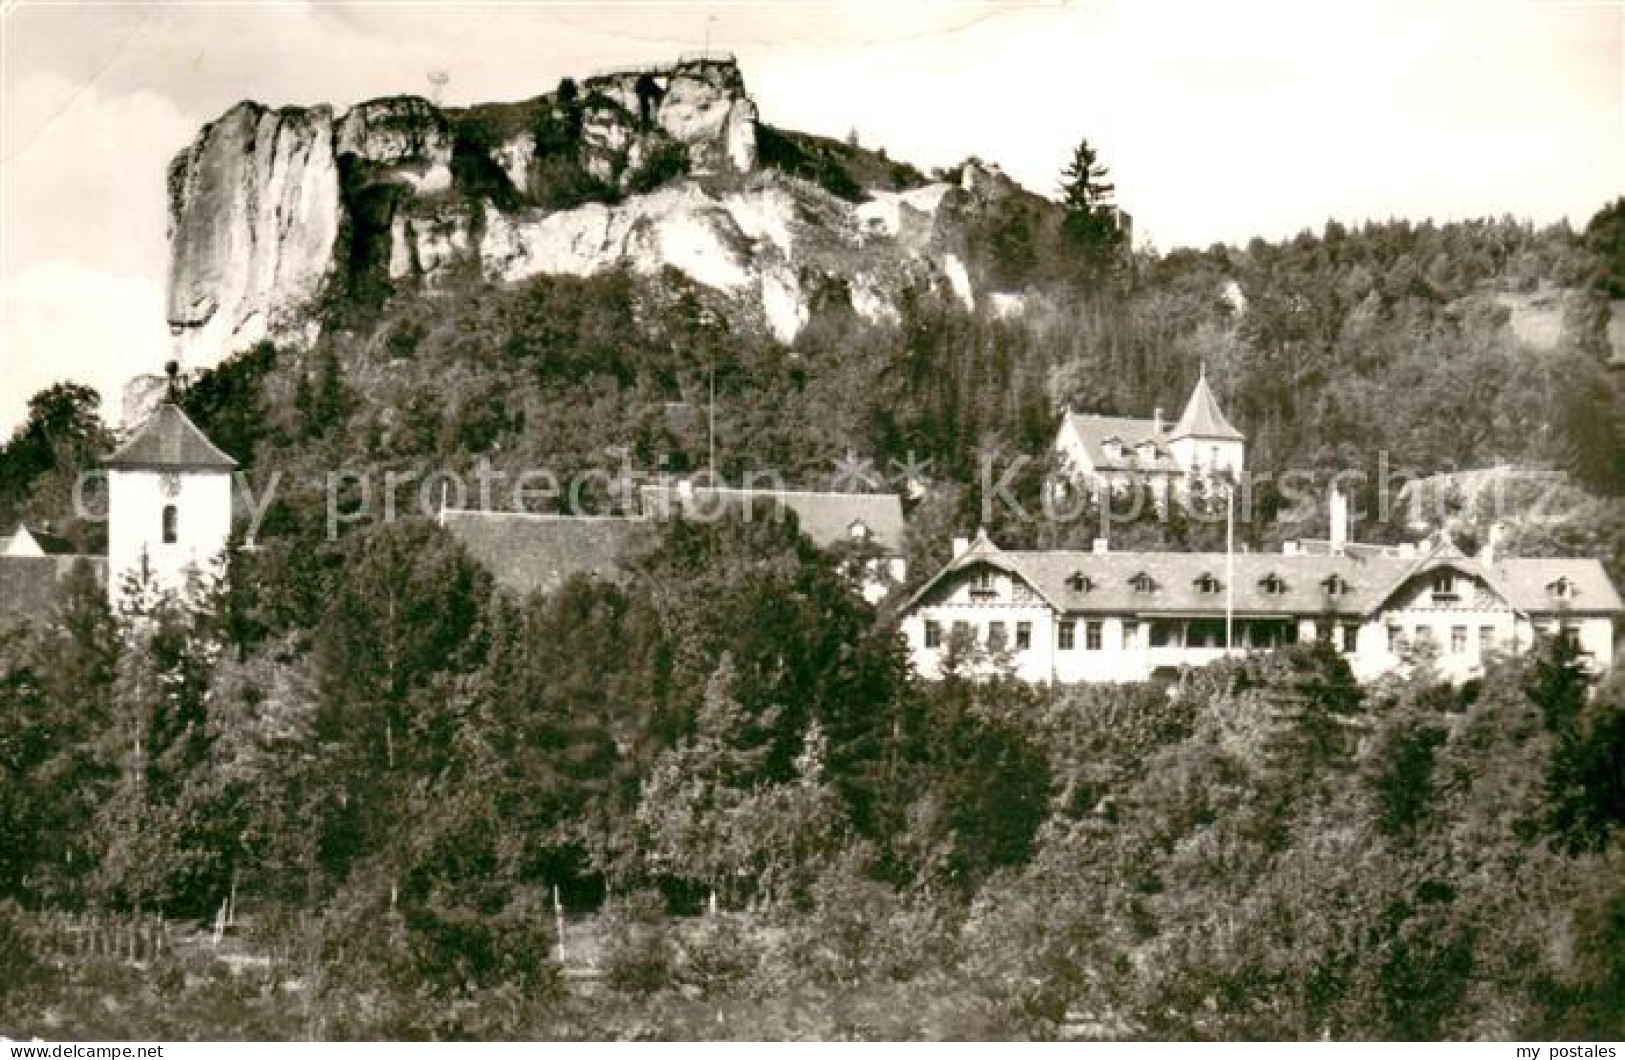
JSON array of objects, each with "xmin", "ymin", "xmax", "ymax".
[{"xmin": 600, "ymin": 890, "xmax": 675, "ymax": 996}]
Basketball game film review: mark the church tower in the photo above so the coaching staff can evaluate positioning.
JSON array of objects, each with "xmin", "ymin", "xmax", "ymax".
[{"xmin": 103, "ymin": 374, "xmax": 236, "ymax": 609}]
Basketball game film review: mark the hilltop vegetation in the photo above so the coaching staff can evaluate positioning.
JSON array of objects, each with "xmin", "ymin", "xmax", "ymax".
[
  {"xmin": 2, "ymin": 147, "xmax": 1624, "ymax": 1038},
  {"xmin": 1, "ymin": 536, "xmax": 1622, "ymax": 1038}
]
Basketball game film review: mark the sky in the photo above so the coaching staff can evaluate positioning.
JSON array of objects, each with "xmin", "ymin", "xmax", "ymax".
[{"xmin": 1, "ymin": 0, "xmax": 1621, "ymax": 435}]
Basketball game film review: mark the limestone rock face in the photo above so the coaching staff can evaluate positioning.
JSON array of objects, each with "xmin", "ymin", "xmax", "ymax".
[
  {"xmin": 163, "ymin": 57, "xmax": 1002, "ymax": 365},
  {"xmin": 165, "ymin": 101, "xmax": 341, "ymax": 365}
]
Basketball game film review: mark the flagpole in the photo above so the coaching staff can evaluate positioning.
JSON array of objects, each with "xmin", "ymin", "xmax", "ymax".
[{"xmin": 1225, "ymin": 479, "xmax": 1234, "ymax": 656}]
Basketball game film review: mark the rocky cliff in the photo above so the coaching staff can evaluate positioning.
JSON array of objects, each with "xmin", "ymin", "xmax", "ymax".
[{"xmin": 164, "ymin": 57, "xmax": 1039, "ymax": 366}]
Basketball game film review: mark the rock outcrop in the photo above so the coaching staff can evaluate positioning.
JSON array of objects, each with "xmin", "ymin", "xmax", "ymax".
[{"xmin": 164, "ymin": 57, "xmax": 1024, "ymax": 366}]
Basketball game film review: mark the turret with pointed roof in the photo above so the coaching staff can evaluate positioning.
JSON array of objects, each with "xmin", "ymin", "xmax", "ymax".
[
  {"xmin": 1167, "ymin": 365, "xmax": 1244, "ymax": 442},
  {"xmin": 1054, "ymin": 368, "xmax": 1246, "ymax": 494}
]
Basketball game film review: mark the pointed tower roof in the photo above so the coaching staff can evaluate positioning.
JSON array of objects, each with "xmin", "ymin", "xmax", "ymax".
[
  {"xmin": 1168, "ymin": 367, "xmax": 1244, "ymax": 442},
  {"xmin": 104, "ymin": 402, "xmax": 237, "ymax": 471}
]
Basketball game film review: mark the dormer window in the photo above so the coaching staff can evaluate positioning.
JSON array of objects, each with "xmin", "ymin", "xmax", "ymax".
[
  {"xmin": 1066, "ymin": 571, "xmax": 1093, "ymax": 593},
  {"xmin": 1322, "ymin": 574, "xmax": 1349, "ymax": 597},
  {"xmin": 848, "ymin": 520, "xmax": 871, "ymax": 541},
  {"xmin": 161, "ymin": 504, "xmax": 178, "ymax": 545},
  {"xmin": 970, "ymin": 568, "xmax": 997, "ymax": 599},
  {"xmin": 1260, "ymin": 573, "xmax": 1288, "ymax": 596},
  {"xmin": 1548, "ymin": 577, "xmax": 1575, "ymax": 602},
  {"xmin": 1136, "ymin": 440, "xmax": 1158, "ymax": 462},
  {"xmin": 1194, "ymin": 573, "xmax": 1222, "ymax": 594},
  {"xmin": 1102, "ymin": 437, "xmax": 1123, "ymax": 461},
  {"xmin": 1431, "ymin": 570, "xmax": 1459, "ymax": 601},
  {"xmin": 1130, "ymin": 571, "xmax": 1157, "ymax": 594}
]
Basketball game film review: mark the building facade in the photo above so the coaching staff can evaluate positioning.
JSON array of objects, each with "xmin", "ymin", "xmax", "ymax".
[
  {"xmin": 104, "ymin": 401, "xmax": 237, "ymax": 608},
  {"xmin": 442, "ymin": 482, "xmax": 908, "ymax": 604},
  {"xmin": 1055, "ymin": 369, "xmax": 1245, "ymax": 498},
  {"xmin": 899, "ymin": 530, "xmax": 1621, "ymax": 685}
]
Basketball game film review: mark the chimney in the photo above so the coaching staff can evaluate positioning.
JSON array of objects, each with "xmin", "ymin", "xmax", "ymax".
[
  {"xmin": 1283, "ymin": 541, "xmax": 1301, "ymax": 556},
  {"xmin": 1092, "ymin": 537, "xmax": 1109, "ymax": 555},
  {"xmin": 951, "ymin": 536, "xmax": 971, "ymax": 559},
  {"xmin": 1329, "ymin": 485, "xmax": 1349, "ymax": 556},
  {"xmin": 1153, "ymin": 407, "xmax": 1164, "ymax": 435},
  {"xmin": 1482, "ymin": 522, "xmax": 1504, "ymax": 567}
]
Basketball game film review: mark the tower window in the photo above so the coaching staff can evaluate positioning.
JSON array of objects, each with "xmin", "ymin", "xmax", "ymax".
[{"xmin": 161, "ymin": 504, "xmax": 178, "ymax": 544}]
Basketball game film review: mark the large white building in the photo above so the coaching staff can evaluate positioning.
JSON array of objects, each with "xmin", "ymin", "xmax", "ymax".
[
  {"xmin": 103, "ymin": 400, "xmax": 237, "ymax": 609},
  {"xmin": 1055, "ymin": 369, "xmax": 1245, "ymax": 497},
  {"xmin": 899, "ymin": 528, "xmax": 1621, "ymax": 685}
]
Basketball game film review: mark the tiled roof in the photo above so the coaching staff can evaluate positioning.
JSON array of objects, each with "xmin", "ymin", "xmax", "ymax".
[
  {"xmin": 439, "ymin": 509, "xmax": 654, "ymax": 598},
  {"xmin": 104, "ymin": 403, "xmax": 236, "ymax": 471},
  {"xmin": 1294, "ymin": 539, "xmax": 1408, "ymax": 559},
  {"xmin": 968, "ymin": 548, "xmax": 1409, "ymax": 617},
  {"xmin": 1489, "ymin": 556, "xmax": 1625, "ymax": 615},
  {"xmin": 905, "ymin": 532, "xmax": 1624, "ymax": 620},
  {"xmin": 1167, "ymin": 371, "xmax": 1244, "ymax": 442},
  {"xmin": 1058, "ymin": 413, "xmax": 1181, "ymax": 473},
  {"xmin": 638, "ymin": 485, "xmax": 907, "ymax": 552}
]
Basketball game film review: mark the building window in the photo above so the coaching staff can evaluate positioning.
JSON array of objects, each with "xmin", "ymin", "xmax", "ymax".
[
  {"xmin": 1451, "ymin": 625, "xmax": 1467, "ymax": 654},
  {"xmin": 1016, "ymin": 622, "xmax": 1032, "ymax": 651},
  {"xmin": 1340, "ymin": 623, "xmax": 1359, "ymax": 654},
  {"xmin": 952, "ymin": 621, "xmax": 970, "ymax": 645},
  {"xmin": 1085, "ymin": 621, "xmax": 1103, "ymax": 651},
  {"xmin": 1432, "ymin": 571, "xmax": 1458, "ymax": 601},
  {"xmin": 1322, "ymin": 574, "xmax": 1349, "ymax": 597},
  {"xmin": 1415, "ymin": 624, "xmax": 1433, "ymax": 647},
  {"xmin": 1315, "ymin": 620, "xmax": 1333, "ymax": 644},
  {"xmin": 1260, "ymin": 573, "xmax": 1287, "ymax": 595},
  {"xmin": 924, "ymin": 621, "xmax": 941, "ymax": 649},
  {"xmin": 161, "ymin": 504, "xmax": 178, "ymax": 544},
  {"xmin": 1130, "ymin": 572, "xmax": 1156, "ymax": 594},
  {"xmin": 988, "ymin": 622, "xmax": 1006, "ymax": 650},
  {"xmin": 1479, "ymin": 625, "xmax": 1494, "ymax": 655},
  {"xmin": 1195, "ymin": 573, "xmax": 1222, "ymax": 594},
  {"xmin": 1066, "ymin": 572, "xmax": 1093, "ymax": 593},
  {"xmin": 1548, "ymin": 578, "xmax": 1574, "ymax": 601},
  {"xmin": 1123, "ymin": 620, "xmax": 1140, "ymax": 649},
  {"xmin": 1058, "ymin": 620, "xmax": 1076, "ymax": 650},
  {"xmin": 970, "ymin": 569, "xmax": 997, "ymax": 599},
  {"xmin": 1388, "ymin": 624, "xmax": 1404, "ymax": 653}
]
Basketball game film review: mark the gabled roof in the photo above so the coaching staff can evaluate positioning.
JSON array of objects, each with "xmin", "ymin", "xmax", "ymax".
[
  {"xmin": 639, "ymin": 485, "xmax": 906, "ymax": 552},
  {"xmin": 1057, "ymin": 413, "xmax": 1181, "ymax": 473},
  {"xmin": 903, "ymin": 533, "xmax": 1625, "ymax": 620},
  {"xmin": 439, "ymin": 509, "xmax": 653, "ymax": 598},
  {"xmin": 1489, "ymin": 557, "xmax": 1624, "ymax": 615},
  {"xmin": 1167, "ymin": 369, "xmax": 1244, "ymax": 442},
  {"xmin": 3, "ymin": 526, "xmax": 78, "ymax": 557},
  {"xmin": 104, "ymin": 403, "xmax": 237, "ymax": 471},
  {"xmin": 903, "ymin": 531, "xmax": 1412, "ymax": 616}
]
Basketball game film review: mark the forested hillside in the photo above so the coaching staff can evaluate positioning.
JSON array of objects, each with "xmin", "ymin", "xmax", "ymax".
[{"xmin": 1, "ymin": 149, "xmax": 1623, "ymax": 1038}]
